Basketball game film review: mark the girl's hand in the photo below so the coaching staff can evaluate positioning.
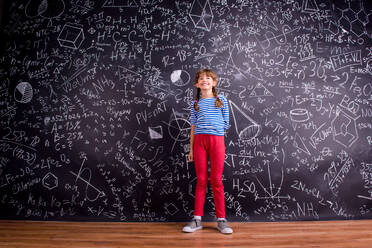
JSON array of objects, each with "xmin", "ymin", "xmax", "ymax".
[{"xmin": 188, "ymin": 151, "xmax": 194, "ymax": 162}]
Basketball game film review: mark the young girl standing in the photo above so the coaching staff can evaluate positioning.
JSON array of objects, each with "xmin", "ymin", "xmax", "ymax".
[{"xmin": 182, "ymin": 69, "xmax": 233, "ymax": 234}]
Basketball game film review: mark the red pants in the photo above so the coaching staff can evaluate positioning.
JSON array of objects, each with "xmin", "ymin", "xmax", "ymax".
[{"xmin": 193, "ymin": 134, "xmax": 226, "ymax": 218}]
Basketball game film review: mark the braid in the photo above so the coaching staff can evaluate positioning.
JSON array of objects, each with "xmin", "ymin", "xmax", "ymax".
[
  {"xmin": 194, "ymin": 88, "xmax": 201, "ymax": 111},
  {"xmin": 213, "ymin": 87, "xmax": 223, "ymax": 108}
]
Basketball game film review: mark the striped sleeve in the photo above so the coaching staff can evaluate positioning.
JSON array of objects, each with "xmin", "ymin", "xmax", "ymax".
[
  {"xmin": 190, "ymin": 103, "xmax": 197, "ymax": 125},
  {"xmin": 220, "ymin": 95, "xmax": 229, "ymax": 130}
]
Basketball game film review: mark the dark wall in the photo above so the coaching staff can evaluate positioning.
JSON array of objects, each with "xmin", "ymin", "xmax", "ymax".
[
  {"xmin": 0, "ymin": 0, "xmax": 372, "ymax": 222},
  {"xmin": 0, "ymin": 0, "xmax": 4, "ymax": 26}
]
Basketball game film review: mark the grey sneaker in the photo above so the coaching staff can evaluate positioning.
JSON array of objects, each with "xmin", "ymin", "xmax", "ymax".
[
  {"xmin": 217, "ymin": 219, "xmax": 233, "ymax": 234},
  {"xmin": 182, "ymin": 218, "xmax": 202, "ymax": 233}
]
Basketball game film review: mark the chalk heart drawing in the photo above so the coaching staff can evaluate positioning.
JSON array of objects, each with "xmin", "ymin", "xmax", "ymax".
[{"xmin": 229, "ymin": 100, "xmax": 261, "ymax": 140}]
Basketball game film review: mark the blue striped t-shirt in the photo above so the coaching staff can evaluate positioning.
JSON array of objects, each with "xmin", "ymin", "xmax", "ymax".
[{"xmin": 190, "ymin": 95, "xmax": 229, "ymax": 136}]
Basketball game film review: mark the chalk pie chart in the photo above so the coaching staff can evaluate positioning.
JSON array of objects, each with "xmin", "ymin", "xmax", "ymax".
[
  {"xmin": 168, "ymin": 118, "xmax": 190, "ymax": 142},
  {"xmin": 14, "ymin": 82, "xmax": 33, "ymax": 103},
  {"xmin": 170, "ymin": 70, "xmax": 190, "ymax": 87}
]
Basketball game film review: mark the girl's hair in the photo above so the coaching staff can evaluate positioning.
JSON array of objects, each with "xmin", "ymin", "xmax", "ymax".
[{"xmin": 194, "ymin": 69, "xmax": 223, "ymax": 111}]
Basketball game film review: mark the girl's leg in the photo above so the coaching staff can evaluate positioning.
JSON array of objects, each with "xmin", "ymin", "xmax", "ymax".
[
  {"xmin": 208, "ymin": 135, "xmax": 226, "ymax": 218},
  {"xmin": 193, "ymin": 134, "xmax": 209, "ymax": 217}
]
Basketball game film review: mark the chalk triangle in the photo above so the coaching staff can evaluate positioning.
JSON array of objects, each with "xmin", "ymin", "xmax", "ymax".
[
  {"xmin": 249, "ymin": 82, "xmax": 273, "ymax": 97},
  {"xmin": 293, "ymin": 133, "xmax": 311, "ymax": 155},
  {"xmin": 303, "ymin": 0, "xmax": 318, "ymax": 12}
]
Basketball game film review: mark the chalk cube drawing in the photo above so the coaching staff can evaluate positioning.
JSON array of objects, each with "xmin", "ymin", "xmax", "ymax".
[
  {"xmin": 42, "ymin": 172, "xmax": 58, "ymax": 190},
  {"xmin": 57, "ymin": 24, "xmax": 85, "ymax": 49},
  {"xmin": 189, "ymin": 0, "xmax": 213, "ymax": 31}
]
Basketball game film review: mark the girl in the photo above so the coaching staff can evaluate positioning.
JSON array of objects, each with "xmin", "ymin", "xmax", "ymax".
[{"xmin": 182, "ymin": 69, "xmax": 233, "ymax": 234}]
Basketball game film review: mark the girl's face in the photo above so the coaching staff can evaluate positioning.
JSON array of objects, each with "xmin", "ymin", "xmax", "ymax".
[{"xmin": 196, "ymin": 73, "xmax": 216, "ymax": 90}]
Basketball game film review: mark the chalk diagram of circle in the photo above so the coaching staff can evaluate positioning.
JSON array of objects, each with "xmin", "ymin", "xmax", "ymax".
[
  {"xmin": 14, "ymin": 82, "xmax": 33, "ymax": 103},
  {"xmin": 168, "ymin": 118, "xmax": 191, "ymax": 142},
  {"xmin": 170, "ymin": 70, "xmax": 190, "ymax": 87}
]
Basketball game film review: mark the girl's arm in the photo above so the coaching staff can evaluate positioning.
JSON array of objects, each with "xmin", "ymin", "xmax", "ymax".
[
  {"xmin": 188, "ymin": 125, "xmax": 196, "ymax": 162},
  {"xmin": 222, "ymin": 97, "xmax": 230, "ymax": 130}
]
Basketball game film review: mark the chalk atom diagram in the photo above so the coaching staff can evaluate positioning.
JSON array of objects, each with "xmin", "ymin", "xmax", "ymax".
[
  {"xmin": 189, "ymin": 0, "xmax": 214, "ymax": 31},
  {"xmin": 70, "ymin": 157, "xmax": 106, "ymax": 202}
]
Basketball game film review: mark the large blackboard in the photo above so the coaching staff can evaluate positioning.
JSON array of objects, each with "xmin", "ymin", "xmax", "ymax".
[{"xmin": 0, "ymin": 0, "xmax": 372, "ymax": 222}]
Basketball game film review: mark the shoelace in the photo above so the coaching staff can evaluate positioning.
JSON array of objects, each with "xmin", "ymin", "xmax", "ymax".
[
  {"xmin": 192, "ymin": 219, "xmax": 199, "ymax": 227},
  {"xmin": 218, "ymin": 220, "xmax": 230, "ymax": 229}
]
